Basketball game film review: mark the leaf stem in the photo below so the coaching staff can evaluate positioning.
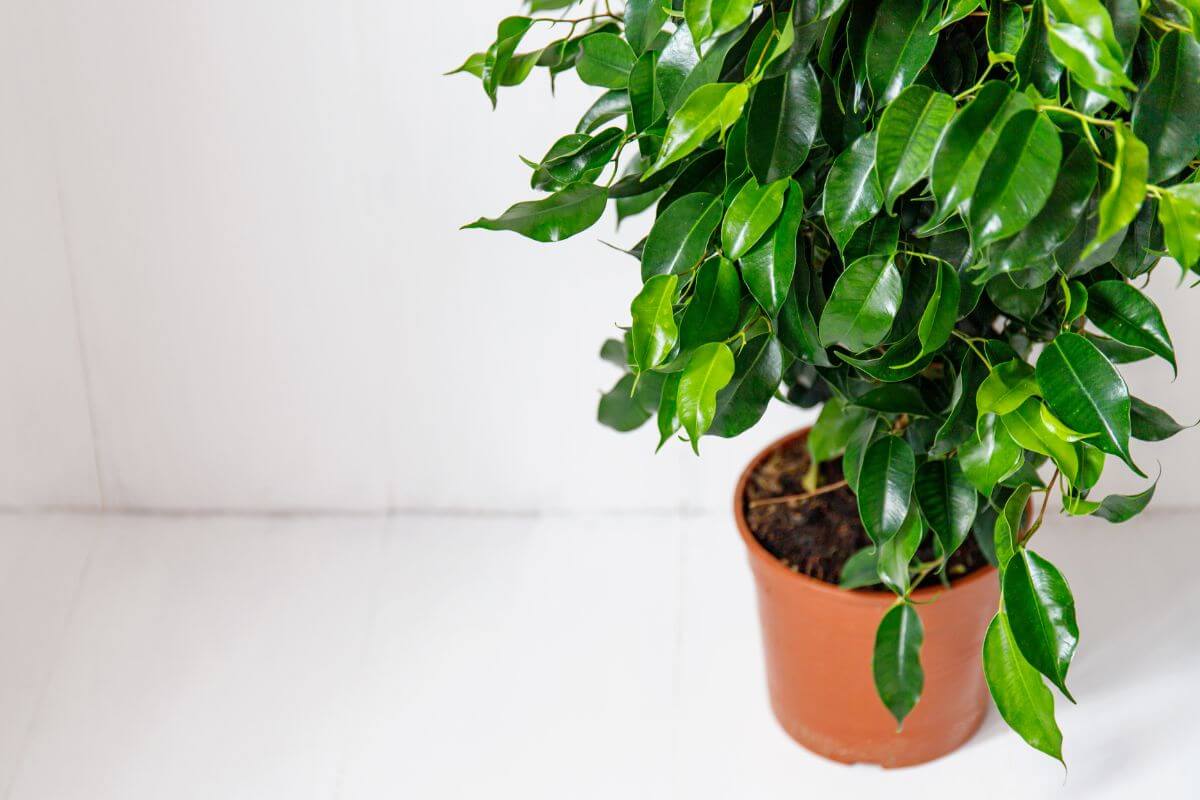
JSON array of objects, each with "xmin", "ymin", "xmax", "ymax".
[
  {"xmin": 952, "ymin": 329, "xmax": 993, "ymax": 368},
  {"xmin": 1018, "ymin": 468, "xmax": 1059, "ymax": 547}
]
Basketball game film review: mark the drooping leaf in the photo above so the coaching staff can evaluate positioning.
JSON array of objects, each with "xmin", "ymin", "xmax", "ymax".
[
  {"xmin": 1132, "ymin": 31, "xmax": 1200, "ymax": 183},
  {"xmin": 647, "ymin": 82, "xmax": 750, "ymax": 178},
  {"xmin": 983, "ymin": 612, "xmax": 1065, "ymax": 763},
  {"xmin": 819, "ymin": 254, "xmax": 903, "ymax": 352},
  {"xmin": 1044, "ymin": 0, "xmax": 1135, "ymax": 108},
  {"xmin": 875, "ymin": 86, "xmax": 956, "ymax": 213},
  {"xmin": 777, "ymin": 253, "xmax": 831, "ymax": 366},
  {"xmin": 1157, "ymin": 183, "xmax": 1200, "ymax": 271},
  {"xmin": 840, "ymin": 546, "xmax": 883, "ymax": 589},
  {"xmin": 1084, "ymin": 122, "xmax": 1147, "ymax": 259},
  {"xmin": 1130, "ymin": 396, "xmax": 1190, "ymax": 442},
  {"xmin": 656, "ymin": 371, "xmax": 683, "ymax": 450},
  {"xmin": 630, "ymin": 274, "xmax": 680, "ymax": 373},
  {"xmin": 481, "ymin": 17, "xmax": 535, "ymax": 107},
  {"xmin": 878, "ymin": 506, "xmax": 924, "ymax": 595},
  {"xmin": 530, "ymin": 128, "xmax": 624, "ymax": 191},
  {"xmin": 1002, "ymin": 397, "xmax": 1082, "ymax": 483},
  {"xmin": 978, "ymin": 359, "xmax": 1041, "ymax": 418},
  {"xmin": 823, "ymin": 131, "xmax": 884, "ymax": 251},
  {"xmin": 873, "ymin": 602, "xmax": 925, "ymax": 729},
  {"xmin": 679, "ymin": 256, "xmax": 741, "ymax": 349},
  {"xmin": 598, "ymin": 373, "xmax": 653, "ymax": 432},
  {"xmin": 746, "ymin": 61, "xmax": 822, "ymax": 184},
  {"xmin": 968, "ymin": 110, "xmax": 1063, "ymax": 247},
  {"xmin": 677, "ymin": 342, "xmax": 736, "ymax": 453},
  {"xmin": 1036, "ymin": 332, "xmax": 1140, "ymax": 475},
  {"xmin": 857, "ymin": 435, "xmax": 917, "ymax": 547},
  {"xmin": 722, "ymin": 177, "xmax": 789, "ymax": 258},
  {"xmin": 710, "ymin": 335, "xmax": 785, "ymax": 437},
  {"xmin": 809, "ymin": 395, "xmax": 871, "ymax": 464},
  {"xmin": 576, "ymin": 89, "xmax": 633, "ymax": 133},
  {"xmin": 995, "ymin": 484, "xmax": 1032, "ymax": 573},
  {"xmin": 464, "ymin": 183, "xmax": 607, "ymax": 242},
  {"xmin": 1003, "ymin": 548, "xmax": 1080, "ymax": 700},
  {"xmin": 642, "ymin": 193, "xmax": 724, "ymax": 280},
  {"xmin": 742, "ymin": 180, "xmax": 805, "ymax": 315},
  {"xmin": 961, "ymin": 413, "xmax": 1024, "ymax": 496},
  {"xmin": 915, "ymin": 459, "xmax": 978, "ymax": 561},
  {"xmin": 1085, "ymin": 281, "xmax": 1176, "ymax": 375},
  {"xmin": 865, "ymin": 1, "xmax": 940, "ymax": 107}
]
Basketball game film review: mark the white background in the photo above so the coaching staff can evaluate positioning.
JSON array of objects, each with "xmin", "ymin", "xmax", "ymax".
[{"xmin": 1, "ymin": 0, "xmax": 1195, "ymax": 516}]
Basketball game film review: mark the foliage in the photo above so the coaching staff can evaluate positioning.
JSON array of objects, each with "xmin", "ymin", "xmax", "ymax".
[{"xmin": 456, "ymin": 0, "xmax": 1198, "ymax": 759}]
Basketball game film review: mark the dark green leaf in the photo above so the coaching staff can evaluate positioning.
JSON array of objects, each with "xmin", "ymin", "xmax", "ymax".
[
  {"xmin": 465, "ymin": 183, "xmax": 607, "ymax": 242},
  {"xmin": 1003, "ymin": 548, "xmax": 1079, "ymax": 700},
  {"xmin": 968, "ymin": 110, "xmax": 1063, "ymax": 247},
  {"xmin": 819, "ymin": 254, "xmax": 903, "ymax": 352},
  {"xmin": 655, "ymin": 23, "xmax": 702, "ymax": 111},
  {"xmin": 710, "ymin": 334, "xmax": 784, "ymax": 437},
  {"xmin": 482, "ymin": 17, "xmax": 535, "ymax": 107},
  {"xmin": 873, "ymin": 603, "xmax": 925, "ymax": 729},
  {"xmin": 629, "ymin": 53, "xmax": 665, "ymax": 138},
  {"xmin": 677, "ymin": 341, "xmax": 737, "ymax": 453},
  {"xmin": 1044, "ymin": 0, "xmax": 1135, "ymax": 108},
  {"xmin": 995, "ymin": 484, "xmax": 1032, "ymax": 573},
  {"xmin": 625, "ymin": 0, "xmax": 670, "ymax": 54},
  {"xmin": 1131, "ymin": 395, "xmax": 1190, "ymax": 441},
  {"xmin": 878, "ymin": 507, "xmax": 924, "ymax": 595},
  {"xmin": 530, "ymin": 128, "xmax": 624, "ymax": 191},
  {"xmin": 746, "ymin": 61, "xmax": 822, "ymax": 184},
  {"xmin": 1133, "ymin": 31, "xmax": 1200, "ymax": 183},
  {"xmin": 840, "ymin": 546, "xmax": 883, "ymax": 589},
  {"xmin": 875, "ymin": 86, "xmax": 956, "ymax": 213},
  {"xmin": 1091, "ymin": 477, "xmax": 1157, "ymax": 522},
  {"xmin": 576, "ymin": 89, "xmax": 632, "ymax": 133},
  {"xmin": 1015, "ymin": 1, "xmax": 1065, "ymax": 97},
  {"xmin": 656, "ymin": 371, "xmax": 683, "ymax": 450},
  {"xmin": 642, "ymin": 193, "xmax": 724, "ymax": 280},
  {"xmin": 987, "ymin": 1, "xmax": 1026, "ymax": 57},
  {"xmin": 742, "ymin": 180, "xmax": 805, "ymax": 315},
  {"xmin": 983, "ymin": 612, "xmax": 1064, "ymax": 763},
  {"xmin": 679, "ymin": 256, "xmax": 742, "ymax": 349},
  {"xmin": 857, "ymin": 435, "xmax": 917, "ymax": 547},
  {"xmin": 598, "ymin": 374, "xmax": 653, "ymax": 431},
  {"xmin": 866, "ymin": 1, "xmax": 940, "ymax": 106},
  {"xmin": 778, "ymin": 253, "xmax": 832, "ymax": 366},
  {"xmin": 823, "ymin": 131, "xmax": 884, "ymax": 251},
  {"xmin": 915, "ymin": 459, "xmax": 978, "ymax": 561},
  {"xmin": 722, "ymin": 177, "xmax": 789, "ymax": 258},
  {"xmin": 1085, "ymin": 281, "xmax": 1176, "ymax": 375}
]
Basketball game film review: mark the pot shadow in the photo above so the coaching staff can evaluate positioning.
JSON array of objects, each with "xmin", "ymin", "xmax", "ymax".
[{"xmin": 962, "ymin": 510, "xmax": 1200, "ymax": 778}]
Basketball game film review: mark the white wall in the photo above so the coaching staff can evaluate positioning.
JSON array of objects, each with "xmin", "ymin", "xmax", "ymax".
[{"xmin": 0, "ymin": 0, "xmax": 1193, "ymax": 514}]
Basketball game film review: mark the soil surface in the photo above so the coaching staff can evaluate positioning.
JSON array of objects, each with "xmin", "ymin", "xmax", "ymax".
[{"xmin": 742, "ymin": 436, "xmax": 989, "ymax": 589}]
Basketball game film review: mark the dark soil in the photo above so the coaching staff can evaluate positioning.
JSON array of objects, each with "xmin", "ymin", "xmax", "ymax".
[{"xmin": 743, "ymin": 436, "xmax": 989, "ymax": 589}]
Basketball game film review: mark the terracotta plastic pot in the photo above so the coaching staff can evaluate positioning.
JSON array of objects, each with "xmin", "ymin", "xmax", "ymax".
[{"xmin": 734, "ymin": 428, "xmax": 1000, "ymax": 768}]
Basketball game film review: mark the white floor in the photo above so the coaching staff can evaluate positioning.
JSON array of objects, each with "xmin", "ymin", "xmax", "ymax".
[{"xmin": 0, "ymin": 510, "xmax": 1195, "ymax": 799}]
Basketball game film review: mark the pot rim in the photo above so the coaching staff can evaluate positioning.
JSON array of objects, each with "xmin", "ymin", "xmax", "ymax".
[{"xmin": 733, "ymin": 427, "xmax": 998, "ymax": 607}]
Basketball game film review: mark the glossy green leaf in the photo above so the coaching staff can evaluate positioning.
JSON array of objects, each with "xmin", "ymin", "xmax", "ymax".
[
  {"xmin": 1131, "ymin": 396, "xmax": 1190, "ymax": 442},
  {"xmin": 647, "ymin": 82, "xmax": 750, "ymax": 178},
  {"xmin": 935, "ymin": 0, "xmax": 982, "ymax": 31},
  {"xmin": 1085, "ymin": 281, "xmax": 1176, "ymax": 375},
  {"xmin": 598, "ymin": 373, "xmax": 653, "ymax": 432},
  {"xmin": 866, "ymin": 1, "xmax": 940, "ymax": 106},
  {"xmin": 933, "ymin": 353, "xmax": 988, "ymax": 456},
  {"xmin": 655, "ymin": 23, "xmax": 701, "ymax": 112},
  {"xmin": 995, "ymin": 484, "xmax": 1032, "ymax": 573},
  {"xmin": 656, "ymin": 371, "xmax": 683, "ymax": 450},
  {"xmin": 482, "ymin": 17, "xmax": 535, "ymax": 107},
  {"xmin": 987, "ymin": 1, "xmax": 1027, "ymax": 57},
  {"xmin": 969, "ymin": 110, "xmax": 1063, "ymax": 247},
  {"xmin": 642, "ymin": 193, "xmax": 724, "ymax": 280},
  {"xmin": 1085, "ymin": 123, "xmax": 1147, "ymax": 259},
  {"xmin": 823, "ymin": 131, "xmax": 884, "ymax": 251},
  {"xmin": 1036, "ymin": 332, "xmax": 1140, "ymax": 475},
  {"xmin": 1132, "ymin": 32, "xmax": 1200, "ymax": 183},
  {"xmin": 746, "ymin": 62, "xmax": 822, "ymax": 184},
  {"xmin": 742, "ymin": 180, "xmax": 805, "ymax": 315},
  {"xmin": 677, "ymin": 342, "xmax": 736, "ymax": 453},
  {"xmin": 927, "ymin": 82, "xmax": 1032, "ymax": 226},
  {"xmin": 630, "ymin": 274, "xmax": 680, "ymax": 373},
  {"xmin": 878, "ymin": 507, "xmax": 923, "ymax": 595},
  {"xmin": 983, "ymin": 612, "xmax": 1064, "ymax": 763},
  {"xmin": 722, "ymin": 177, "xmax": 789, "ymax": 259},
  {"xmin": 684, "ymin": 0, "xmax": 754, "ymax": 50},
  {"xmin": 875, "ymin": 86, "xmax": 956, "ymax": 213},
  {"xmin": 679, "ymin": 256, "xmax": 741, "ymax": 349},
  {"xmin": 809, "ymin": 395, "xmax": 871, "ymax": 464},
  {"xmin": 575, "ymin": 89, "xmax": 632, "ymax": 133},
  {"xmin": 629, "ymin": 53, "xmax": 664, "ymax": 139},
  {"xmin": 577, "ymin": 33, "xmax": 637, "ymax": 88},
  {"xmin": 464, "ymin": 183, "xmax": 607, "ymax": 242},
  {"xmin": 624, "ymin": 0, "xmax": 670, "ymax": 54},
  {"xmin": 1015, "ymin": 1, "xmax": 1065, "ymax": 97},
  {"xmin": 530, "ymin": 128, "xmax": 624, "ymax": 191},
  {"xmin": 873, "ymin": 603, "xmax": 925, "ymax": 729},
  {"xmin": 913, "ymin": 260, "xmax": 961, "ymax": 359},
  {"xmin": 777, "ymin": 254, "xmax": 832, "ymax": 366},
  {"xmin": 1003, "ymin": 548, "xmax": 1079, "ymax": 700},
  {"xmin": 915, "ymin": 459, "xmax": 978, "ymax": 561},
  {"xmin": 857, "ymin": 435, "xmax": 917, "ymax": 547},
  {"xmin": 710, "ymin": 335, "xmax": 784, "ymax": 437},
  {"xmin": 978, "ymin": 359, "xmax": 1040, "ymax": 417},
  {"xmin": 819, "ymin": 254, "xmax": 903, "ymax": 352},
  {"xmin": 1158, "ymin": 183, "xmax": 1200, "ymax": 271},
  {"xmin": 961, "ymin": 413, "xmax": 1024, "ymax": 496},
  {"xmin": 1092, "ymin": 477, "xmax": 1158, "ymax": 522},
  {"xmin": 795, "ymin": 0, "xmax": 852, "ymax": 24},
  {"xmin": 840, "ymin": 546, "xmax": 883, "ymax": 589},
  {"xmin": 1002, "ymin": 397, "xmax": 1082, "ymax": 483},
  {"xmin": 1044, "ymin": 0, "xmax": 1135, "ymax": 108},
  {"xmin": 844, "ymin": 415, "xmax": 884, "ymax": 493}
]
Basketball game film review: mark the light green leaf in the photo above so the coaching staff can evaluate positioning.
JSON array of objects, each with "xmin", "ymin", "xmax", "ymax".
[
  {"xmin": 1044, "ymin": 0, "xmax": 1135, "ymax": 108},
  {"xmin": 677, "ymin": 342, "xmax": 736, "ymax": 453},
  {"xmin": 809, "ymin": 396, "xmax": 871, "ymax": 464},
  {"xmin": 1002, "ymin": 397, "xmax": 1082, "ymax": 483},
  {"xmin": 857, "ymin": 435, "xmax": 917, "ymax": 547},
  {"xmin": 823, "ymin": 131, "xmax": 884, "ymax": 251},
  {"xmin": 995, "ymin": 484, "xmax": 1032, "ymax": 573},
  {"xmin": 710, "ymin": 335, "xmax": 784, "ymax": 437},
  {"xmin": 1158, "ymin": 183, "xmax": 1200, "ymax": 271},
  {"xmin": 1084, "ymin": 122, "xmax": 1147, "ymax": 259},
  {"xmin": 647, "ymin": 82, "xmax": 750, "ymax": 178},
  {"xmin": 1003, "ymin": 548, "xmax": 1079, "ymax": 700},
  {"xmin": 722, "ymin": 178, "xmax": 789, "ymax": 259},
  {"xmin": 875, "ymin": 86, "xmax": 956, "ymax": 213},
  {"xmin": 464, "ymin": 182, "xmax": 607, "ymax": 242},
  {"xmin": 630, "ymin": 274, "xmax": 680, "ymax": 373},
  {"xmin": 873, "ymin": 603, "xmax": 925, "ymax": 729},
  {"xmin": 878, "ymin": 507, "xmax": 924, "ymax": 595},
  {"xmin": 983, "ymin": 612, "xmax": 1064, "ymax": 763},
  {"xmin": 961, "ymin": 414, "xmax": 1024, "ymax": 496},
  {"xmin": 577, "ymin": 33, "xmax": 637, "ymax": 88},
  {"xmin": 978, "ymin": 359, "xmax": 1041, "ymax": 417},
  {"xmin": 819, "ymin": 254, "xmax": 903, "ymax": 352},
  {"xmin": 684, "ymin": 0, "xmax": 754, "ymax": 50},
  {"xmin": 840, "ymin": 546, "xmax": 883, "ymax": 589}
]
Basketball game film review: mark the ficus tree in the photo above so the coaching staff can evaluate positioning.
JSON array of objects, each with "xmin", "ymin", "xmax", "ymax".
[{"xmin": 455, "ymin": 0, "xmax": 1199, "ymax": 761}]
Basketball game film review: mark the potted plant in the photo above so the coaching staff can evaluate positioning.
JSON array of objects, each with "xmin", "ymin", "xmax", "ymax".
[{"xmin": 454, "ymin": 0, "xmax": 1199, "ymax": 767}]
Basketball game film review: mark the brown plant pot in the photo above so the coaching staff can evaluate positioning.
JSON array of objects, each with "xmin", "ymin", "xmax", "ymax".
[{"xmin": 734, "ymin": 428, "xmax": 1000, "ymax": 768}]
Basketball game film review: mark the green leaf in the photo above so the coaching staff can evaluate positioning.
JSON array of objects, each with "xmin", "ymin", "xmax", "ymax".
[
  {"xmin": 656, "ymin": 371, "xmax": 683, "ymax": 450},
  {"xmin": 809, "ymin": 395, "xmax": 871, "ymax": 464},
  {"xmin": 598, "ymin": 373, "xmax": 653, "ymax": 432},
  {"xmin": 978, "ymin": 359, "xmax": 1040, "ymax": 417},
  {"xmin": 710, "ymin": 335, "xmax": 784, "ymax": 437},
  {"xmin": 746, "ymin": 62, "xmax": 822, "ymax": 184},
  {"xmin": 1087, "ymin": 332, "xmax": 1151, "ymax": 364},
  {"xmin": 873, "ymin": 603, "xmax": 925, "ymax": 729},
  {"xmin": 625, "ymin": 0, "xmax": 670, "ymax": 55},
  {"xmin": 465, "ymin": 182, "xmax": 607, "ymax": 242},
  {"xmin": 935, "ymin": 0, "xmax": 982, "ymax": 31},
  {"xmin": 913, "ymin": 260, "xmax": 961, "ymax": 359},
  {"xmin": 577, "ymin": 33, "xmax": 637, "ymax": 88},
  {"xmin": 840, "ymin": 546, "xmax": 883, "ymax": 589},
  {"xmin": 1036, "ymin": 332, "xmax": 1140, "ymax": 475},
  {"xmin": 823, "ymin": 131, "xmax": 884, "ymax": 251},
  {"xmin": 995, "ymin": 484, "xmax": 1032, "ymax": 574},
  {"xmin": 857, "ymin": 435, "xmax": 917, "ymax": 547},
  {"xmin": 987, "ymin": 0, "xmax": 1027, "ymax": 57},
  {"xmin": 795, "ymin": 0, "xmax": 852, "ymax": 25},
  {"xmin": 933, "ymin": 352, "xmax": 988, "ymax": 456},
  {"xmin": 679, "ymin": 256, "xmax": 741, "ymax": 349},
  {"xmin": 530, "ymin": 128, "xmax": 624, "ymax": 191},
  {"xmin": 629, "ymin": 53, "xmax": 665, "ymax": 139},
  {"xmin": 677, "ymin": 342, "xmax": 737, "ymax": 453},
  {"xmin": 875, "ymin": 86, "xmax": 956, "ymax": 213},
  {"xmin": 1044, "ymin": 0, "xmax": 1135, "ymax": 108},
  {"xmin": 1091, "ymin": 477, "xmax": 1158, "ymax": 522},
  {"xmin": 969, "ymin": 110, "xmax": 1063, "ymax": 247},
  {"xmin": 647, "ymin": 82, "xmax": 750, "ymax": 178},
  {"xmin": 819, "ymin": 254, "xmax": 903, "ymax": 352},
  {"xmin": 575, "ymin": 89, "xmax": 632, "ymax": 133},
  {"xmin": 1016, "ymin": 1, "xmax": 1065, "ymax": 97},
  {"xmin": 1132, "ymin": 32, "xmax": 1200, "ymax": 183},
  {"xmin": 1085, "ymin": 281, "xmax": 1176, "ymax": 376},
  {"xmin": 742, "ymin": 181, "xmax": 805, "ymax": 315},
  {"xmin": 684, "ymin": 0, "xmax": 754, "ymax": 50},
  {"xmin": 1003, "ymin": 548, "xmax": 1079, "ymax": 700},
  {"xmin": 655, "ymin": 23, "xmax": 701, "ymax": 112},
  {"xmin": 630, "ymin": 274, "xmax": 680, "ymax": 373},
  {"xmin": 915, "ymin": 459, "xmax": 978, "ymax": 561},
  {"xmin": 1084, "ymin": 123, "xmax": 1147, "ymax": 259},
  {"xmin": 722, "ymin": 177, "xmax": 789, "ymax": 259},
  {"xmin": 878, "ymin": 507, "xmax": 923, "ymax": 595},
  {"xmin": 927, "ymin": 82, "xmax": 1032, "ymax": 226},
  {"xmin": 983, "ymin": 612, "xmax": 1064, "ymax": 763},
  {"xmin": 961, "ymin": 413, "xmax": 1024, "ymax": 496},
  {"xmin": 642, "ymin": 193, "xmax": 724, "ymax": 280},
  {"xmin": 1158, "ymin": 183, "xmax": 1200, "ymax": 271},
  {"xmin": 843, "ymin": 415, "xmax": 884, "ymax": 493},
  {"xmin": 777, "ymin": 253, "xmax": 831, "ymax": 366},
  {"xmin": 482, "ymin": 16, "xmax": 535, "ymax": 107},
  {"xmin": 1002, "ymin": 397, "xmax": 1082, "ymax": 483},
  {"xmin": 865, "ymin": 1, "xmax": 940, "ymax": 106},
  {"xmin": 1131, "ymin": 396, "xmax": 1190, "ymax": 442}
]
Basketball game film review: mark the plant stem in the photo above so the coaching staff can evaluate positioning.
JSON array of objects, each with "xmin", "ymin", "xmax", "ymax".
[
  {"xmin": 1019, "ymin": 468, "xmax": 1059, "ymax": 547},
  {"xmin": 952, "ymin": 329, "xmax": 992, "ymax": 368},
  {"xmin": 749, "ymin": 479, "xmax": 848, "ymax": 509}
]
